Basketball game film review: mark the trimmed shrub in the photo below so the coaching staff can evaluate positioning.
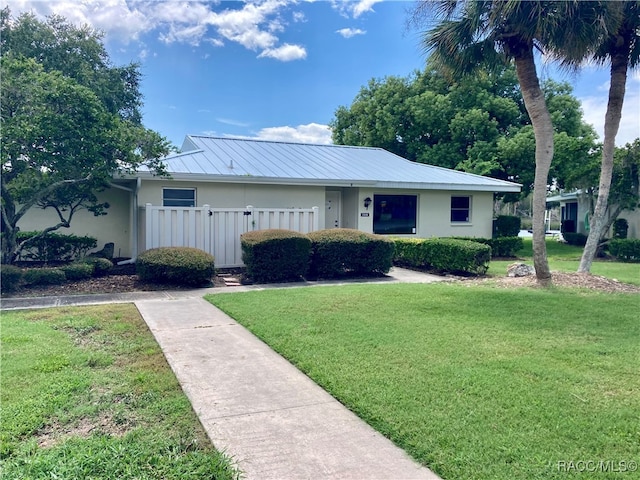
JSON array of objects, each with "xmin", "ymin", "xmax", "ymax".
[
  {"xmin": 241, "ymin": 229, "xmax": 311, "ymax": 283},
  {"xmin": 613, "ymin": 218, "xmax": 629, "ymax": 239},
  {"xmin": 1, "ymin": 265, "xmax": 23, "ymax": 293},
  {"xmin": 82, "ymin": 257, "xmax": 113, "ymax": 277},
  {"xmin": 308, "ymin": 228, "xmax": 394, "ymax": 278},
  {"xmin": 454, "ymin": 236, "xmax": 523, "ymax": 258},
  {"xmin": 609, "ymin": 239, "xmax": 640, "ymax": 262},
  {"xmin": 16, "ymin": 232, "xmax": 97, "ymax": 262},
  {"xmin": 136, "ymin": 247, "xmax": 215, "ymax": 286},
  {"xmin": 393, "ymin": 238, "xmax": 491, "ymax": 275},
  {"xmin": 61, "ymin": 262, "xmax": 94, "ymax": 281},
  {"xmin": 563, "ymin": 232, "xmax": 588, "ymax": 246},
  {"xmin": 22, "ymin": 268, "xmax": 66, "ymax": 286},
  {"xmin": 493, "ymin": 215, "xmax": 521, "ymax": 238}
]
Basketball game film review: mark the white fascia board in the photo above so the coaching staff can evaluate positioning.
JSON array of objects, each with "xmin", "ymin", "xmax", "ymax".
[
  {"xmin": 132, "ymin": 172, "xmax": 521, "ymax": 192},
  {"xmin": 134, "ymin": 172, "xmax": 375, "ymax": 187},
  {"xmin": 374, "ymin": 181, "xmax": 522, "ymax": 193}
]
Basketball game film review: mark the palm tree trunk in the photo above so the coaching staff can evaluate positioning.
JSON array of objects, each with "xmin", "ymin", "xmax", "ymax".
[
  {"xmin": 514, "ymin": 50, "xmax": 553, "ymax": 284},
  {"xmin": 579, "ymin": 50, "xmax": 628, "ymax": 272}
]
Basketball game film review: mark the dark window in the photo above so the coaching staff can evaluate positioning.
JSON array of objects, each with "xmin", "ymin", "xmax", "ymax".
[
  {"xmin": 163, "ymin": 188, "xmax": 196, "ymax": 207},
  {"xmin": 373, "ymin": 195, "xmax": 417, "ymax": 234},
  {"xmin": 451, "ymin": 196, "xmax": 471, "ymax": 222}
]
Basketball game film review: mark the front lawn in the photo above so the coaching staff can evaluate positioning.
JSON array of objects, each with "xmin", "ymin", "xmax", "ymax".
[
  {"xmin": 207, "ymin": 284, "xmax": 640, "ymax": 480},
  {"xmin": 1, "ymin": 305, "xmax": 238, "ymax": 480},
  {"xmin": 489, "ymin": 238, "xmax": 640, "ymax": 285}
]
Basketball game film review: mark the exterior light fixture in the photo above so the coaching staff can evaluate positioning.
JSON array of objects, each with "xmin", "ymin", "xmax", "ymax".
[{"xmin": 363, "ymin": 197, "xmax": 372, "ymax": 209}]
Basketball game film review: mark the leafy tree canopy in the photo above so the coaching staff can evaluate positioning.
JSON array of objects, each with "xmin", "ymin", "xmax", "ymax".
[
  {"xmin": 330, "ymin": 60, "xmax": 598, "ymax": 197},
  {"xmin": 1, "ymin": 9, "xmax": 172, "ymax": 264}
]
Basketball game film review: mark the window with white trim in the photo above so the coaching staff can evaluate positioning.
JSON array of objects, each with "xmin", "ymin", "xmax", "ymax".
[
  {"xmin": 450, "ymin": 196, "xmax": 471, "ymax": 223},
  {"xmin": 162, "ymin": 188, "xmax": 196, "ymax": 207}
]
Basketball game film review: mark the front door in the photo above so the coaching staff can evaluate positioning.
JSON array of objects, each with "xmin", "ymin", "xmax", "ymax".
[{"xmin": 325, "ymin": 191, "xmax": 341, "ymax": 229}]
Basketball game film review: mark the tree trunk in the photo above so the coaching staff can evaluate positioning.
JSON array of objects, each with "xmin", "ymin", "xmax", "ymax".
[
  {"xmin": 579, "ymin": 48, "xmax": 628, "ymax": 272},
  {"xmin": 514, "ymin": 50, "xmax": 553, "ymax": 284}
]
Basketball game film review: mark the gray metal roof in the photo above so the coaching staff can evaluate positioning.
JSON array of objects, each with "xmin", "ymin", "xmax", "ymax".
[{"xmin": 142, "ymin": 135, "xmax": 521, "ymax": 193}]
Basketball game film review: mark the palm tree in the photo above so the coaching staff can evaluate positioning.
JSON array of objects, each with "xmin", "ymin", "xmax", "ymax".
[
  {"xmin": 414, "ymin": 1, "xmax": 556, "ymax": 283},
  {"xmin": 576, "ymin": 1, "xmax": 640, "ymax": 273},
  {"xmin": 413, "ymin": 0, "xmax": 606, "ymax": 284}
]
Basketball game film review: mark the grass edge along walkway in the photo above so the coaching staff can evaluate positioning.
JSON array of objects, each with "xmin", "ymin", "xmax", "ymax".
[
  {"xmin": 1, "ymin": 304, "xmax": 239, "ymax": 480},
  {"xmin": 207, "ymin": 283, "xmax": 640, "ymax": 480}
]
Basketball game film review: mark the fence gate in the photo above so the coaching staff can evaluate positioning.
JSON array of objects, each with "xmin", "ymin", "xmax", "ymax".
[{"xmin": 143, "ymin": 204, "xmax": 319, "ymax": 268}]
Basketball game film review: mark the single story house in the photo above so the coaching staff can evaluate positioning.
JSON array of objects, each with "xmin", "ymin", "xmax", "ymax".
[
  {"xmin": 546, "ymin": 190, "xmax": 639, "ymax": 239},
  {"xmin": 19, "ymin": 136, "xmax": 522, "ymax": 266}
]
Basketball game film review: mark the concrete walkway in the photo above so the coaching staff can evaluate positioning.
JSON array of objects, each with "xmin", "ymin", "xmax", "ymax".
[{"xmin": 1, "ymin": 267, "xmax": 444, "ymax": 479}]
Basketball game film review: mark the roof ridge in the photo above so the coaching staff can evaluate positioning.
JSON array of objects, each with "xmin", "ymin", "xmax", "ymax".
[{"xmin": 186, "ymin": 134, "xmax": 384, "ymax": 151}]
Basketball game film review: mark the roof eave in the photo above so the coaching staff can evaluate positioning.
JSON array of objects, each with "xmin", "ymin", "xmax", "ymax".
[{"xmin": 132, "ymin": 172, "xmax": 521, "ymax": 192}]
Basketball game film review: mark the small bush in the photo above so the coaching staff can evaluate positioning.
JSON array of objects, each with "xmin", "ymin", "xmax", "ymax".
[
  {"xmin": 613, "ymin": 218, "xmax": 629, "ymax": 239},
  {"xmin": 308, "ymin": 228, "xmax": 394, "ymax": 278},
  {"xmin": 493, "ymin": 215, "xmax": 521, "ymax": 238},
  {"xmin": 609, "ymin": 239, "xmax": 640, "ymax": 262},
  {"xmin": 61, "ymin": 262, "xmax": 94, "ymax": 281},
  {"xmin": 137, "ymin": 247, "xmax": 215, "ymax": 286},
  {"xmin": 22, "ymin": 268, "xmax": 66, "ymax": 286},
  {"xmin": 393, "ymin": 238, "xmax": 490, "ymax": 275},
  {"xmin": 82, "ymin": 257, "xmax": 113, "ymax": 277},
  {"xmin": 1, "ymin": 265, "xmax": 23, "ymax": 292},
  {"xmin": 17, "ymin": 232, "xmax": 97, "ymax": 262},
  {"xmin": 241, "ymin": 229, "xmax": 311, "ymax": 283},
  {"xmin": 563, "ymin": 232, "xmax": 587, "ymax": 246}
]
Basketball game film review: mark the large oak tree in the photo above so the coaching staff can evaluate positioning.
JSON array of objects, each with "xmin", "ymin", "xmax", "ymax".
[{"xmin": 1, "ymin": 10, "xmax": 171, "ymax": 264}]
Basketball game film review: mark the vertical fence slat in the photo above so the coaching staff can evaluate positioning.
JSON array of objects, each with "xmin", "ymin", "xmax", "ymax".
[{"xmin": 142, "ymin": 205, "xmax": 319, "ymax": 268}]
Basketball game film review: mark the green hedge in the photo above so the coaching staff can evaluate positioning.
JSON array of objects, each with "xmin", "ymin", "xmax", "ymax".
[
  {"xmin": 1, "ymin": 265, "xmax": 23, "ymax": 292},
  {"xmin": 22, "ymin": 268, "xmax": 67, "ymax": 286},
  {"xmin": 241, "ymin": 229, "xmax": 311, "ymax": 283},
  {"xmin": 81, "ymin": 257, "xmax": 113, "ymax": 277},
  {"xmin": 136, "ymin": 247, "xmax": 215, "ymax": 286},
  {"xmin": 308, "ymin": 228, "xmax": 394, "ymax": 278},
  {"xmin": 454, "ymin": 236, "xmax": 523, "ymax": 258},
  {"xmin": 493, "ymin": 215, "xmax": 521, "ymax": 238},
  {"xmin": 563, "ymin": 232, "xmax": 588, "ymax": 246},
  {"xmin": 393, "ymin": 238, "xmax": 491, "ymax": 275},
  {"xmin": 16, "ymin": 231, "xmax": 97, "ymax": 262},
  {"xmin": 609, "ymin": 239, "xmax": 640, "ymax": 262},
  {"xmin": 61, "ymin": 262, "xmax": 94, "ymax": 281}
]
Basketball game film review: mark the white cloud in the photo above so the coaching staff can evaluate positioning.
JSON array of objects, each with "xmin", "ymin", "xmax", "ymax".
[
  {"xmin": 217, "ymin": 118, "xmax": 251, "ymax": 128},
  {"xmin": 251, "ymin": 123, "xmax": 332, "ymax": 144},
  {"xmin": 351, "ymin": 0, "xmax": 383, "ymax": 18},
  {"xmin": 6, "ymin": 0, "xmax": 308, "ymax": 61},
  {"xmin": 258, "ymin": 43, "xmax": 307, "ymax": 61},
  {"xmin": 336, "ymin": 28, "xmax": 366, "ymax": 38},
  {"xmin": 332, "ymin": 0, "xmax": 383, "ymax": 18},
  {"xmin": 579, "ymin": 76, "xmax": 640, "ymax": 147},
  {"xmin": 292, "ymin": 11, "xmax": 306, "ymax": 23}
]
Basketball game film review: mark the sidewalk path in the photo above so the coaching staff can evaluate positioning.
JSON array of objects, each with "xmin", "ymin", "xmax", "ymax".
[
  {"xmin": 136, "ymin": 297, "xmax": 441, "ymax": 480},
  {"xmin": 1, "ymin": 267, "xmax": 444, "ymax": 479}
]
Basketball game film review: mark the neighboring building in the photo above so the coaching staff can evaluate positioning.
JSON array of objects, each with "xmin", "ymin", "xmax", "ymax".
[
  {"xmin": 19, "ymin": 136, "xmax": 521, "ymax": 266},
  {"xmin": 546, "ymin": 190, "xmax": 639, "ymax": 238}
]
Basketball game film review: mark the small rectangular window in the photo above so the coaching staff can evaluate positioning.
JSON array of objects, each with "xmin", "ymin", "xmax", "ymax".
[
  {"xmin": 163, "ymin": 188, "xmax": 196, "ymax": 207},
  {"xmin": 451, "ymin": 196, "xmax": 471, "ymax": 223},
  {"xmin": 373, "ymin": 194, "xmax": 417, "ymax": 234}
]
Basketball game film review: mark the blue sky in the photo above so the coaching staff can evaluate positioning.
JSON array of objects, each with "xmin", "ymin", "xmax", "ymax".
[{"xmin": 7, "ymin": 0, "xmax": 640, "ymax": 149}]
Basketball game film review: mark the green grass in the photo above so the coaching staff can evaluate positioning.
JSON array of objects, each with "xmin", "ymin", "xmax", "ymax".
[
  {"xmin": 489, "ymin": 238, "xmax": 640, "ymax": 285},
  {"xmin": 207, "ymin": 284, "xmax": 640, "ymax": 480},
  {"xmin": 1, "ymin": 305, "xmax": 238, "ymax": 480}
]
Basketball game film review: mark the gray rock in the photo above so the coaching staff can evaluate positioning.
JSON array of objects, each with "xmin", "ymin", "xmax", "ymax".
[{"xmin": 507, "ymin": 262, "xmax": 535, "ymax": 277}]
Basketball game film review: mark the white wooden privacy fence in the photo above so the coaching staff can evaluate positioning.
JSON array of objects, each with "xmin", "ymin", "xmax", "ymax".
[{"xmin": 143, "ymin": 204, "xmax": 320, "ymax": 268}]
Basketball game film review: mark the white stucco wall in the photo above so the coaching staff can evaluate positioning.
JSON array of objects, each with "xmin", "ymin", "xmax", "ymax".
[
  {"xmin": 354, "ymin": 189, "xmax": 495, "ymax": 238},
  {"xmin": 14, "ymin": 186, "xmax": 133, "ymax": 258}
]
